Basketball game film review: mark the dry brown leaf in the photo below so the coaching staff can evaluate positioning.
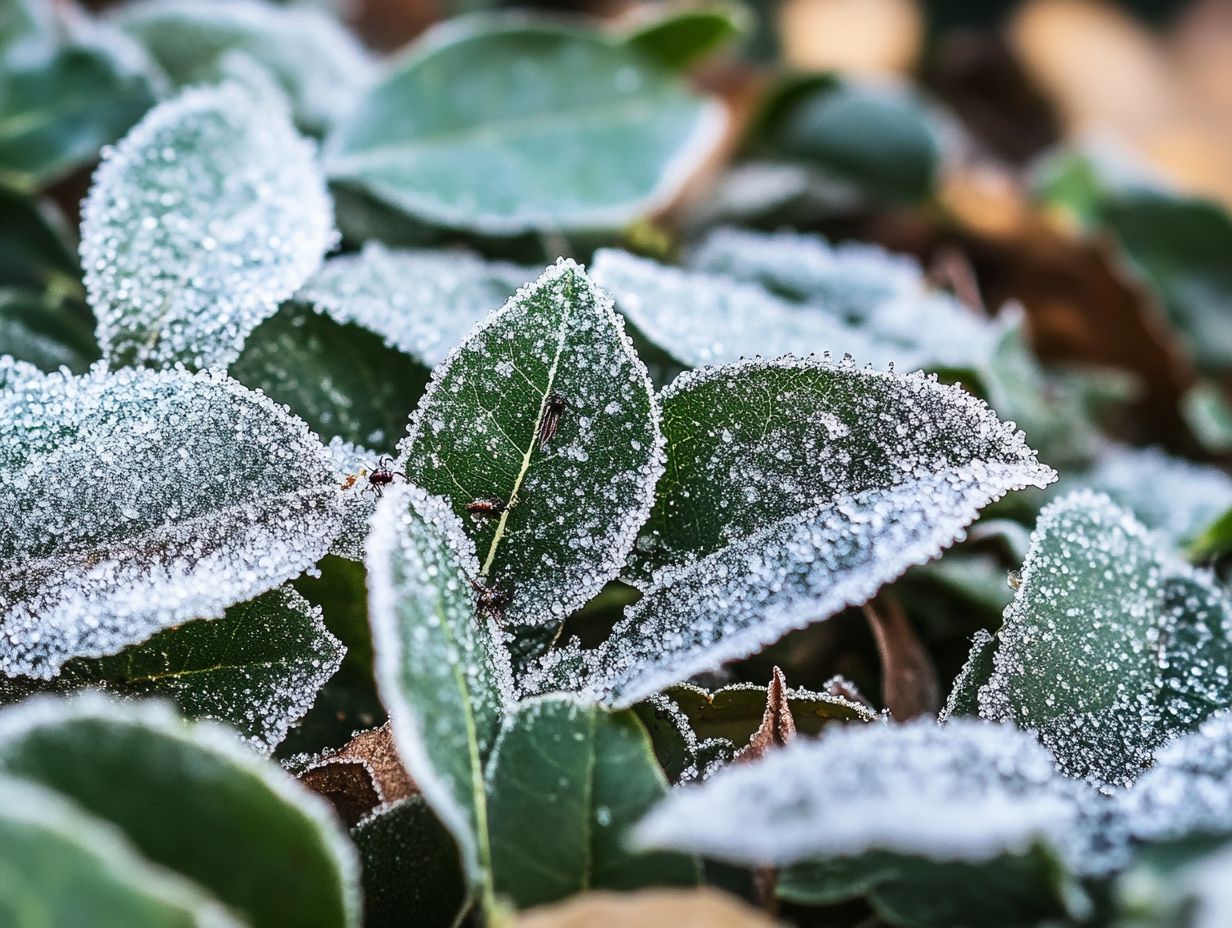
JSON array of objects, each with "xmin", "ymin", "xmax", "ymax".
[
  {"xmin": 864, "ymin": 594, "xmax": 939, "ymax": 720},
  {"xmin": 778, "ymin": 0, "xmax": 922, "ymax": 75},
  {"xmin": 518, "ymin": 889, "xmax": 778, "ymax": 928},
  {"xmin": 735, "ymin": 667, "xmax": 797, "ymax": 763},
  {"xmin": 299, "ymin": 722, "xmax": 416, "ymax": 827}
]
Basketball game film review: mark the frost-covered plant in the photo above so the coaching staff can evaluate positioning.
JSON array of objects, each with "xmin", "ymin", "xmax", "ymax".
[{"xmin": 5, "ymin": 1, "xmax": 1232, "ymax": 927}]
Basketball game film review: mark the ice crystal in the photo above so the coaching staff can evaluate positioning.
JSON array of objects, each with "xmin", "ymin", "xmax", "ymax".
[
  {"xmin": 634, "ymin": 719, "xmax": 1081, "ymax": 866},
  {"xmin": 977, "ymin": 491, "xmax": 1232, "ymax": 790},
  {"xmin": 295, "ymin": 243, "xmax": 532, "ymax": 368},
  {"xmin": 366, "ymin": 483, "xmax": 514, "ymax": 883},
  {"xmin": 114, "ymin": 0, "xmax": 375, "ymax": 134},
  {"xmin": 326, "ymin": 436, "xmax": 379, "ymax": 562},
  {"xmin": 0, "ymin": 366, "xmax": 344, "ymax": 678},
  {"xmin": 0, "ymin": 355, "xmax": 42, "ymax": 393},
  {"xmin": 527, "ymin": 356, "xmax": 1053, "ymax": 707},
  {"xmin": 398, "ymin": 259, "xmax": 664, "ymax": 626},
  {"xmin": 82, "ymin": 83, "xmax": 335, "ymax": 370}
]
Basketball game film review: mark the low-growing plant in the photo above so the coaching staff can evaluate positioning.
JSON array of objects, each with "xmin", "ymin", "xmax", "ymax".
[{"xmin": 4, "ymin": 1, "xmax": 1232, "ymax": 926}]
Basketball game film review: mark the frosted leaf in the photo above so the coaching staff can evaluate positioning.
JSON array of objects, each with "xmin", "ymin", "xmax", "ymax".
[
  {"xmin": 0, "ymin": 586, "xmax": 345, "ymax": 754},
  {"xmin": 0, "ymin": 366, "xmax": 345, "ymax": 678},
  {"xmin": 529, "ymin": 357, "xmax": 1052, "ymax": 706},
  {"xmin": 324, "ymin": 18, "xmax": 724, "ymax": 235},
  {"xmin": 1069, "ymin": 444, "xmax": 1232, "ymax": 545},
  {"xmin": 977, "ymin": 491, "xmax": 1232, "ymax": 790},
  {"xmin": 687, "ymin": 227, "xmax": 1001, "ymax": 371},
  {"xmin": 366, "ymin": 483, "xmax": 515, "ymax": 885},
  {"xmin": 113, "ymin": 0, "xmax": 376, "ymax": 134},
  {"xmin": 398, "ymin": 260, "xmax": 664, "ymax": 627},
  {"xmin": 82, "ymin": 84, "xmax": 335, "ymax": 370},
  {"xmin": 295, "ymin": 243, "xmax": 533, "ymax": 368},
  {"xmin": 590, "ymin": 249, "xmax": 888, "ymax": 368},
  {"xmin": 690, "ymin": 227, "xmax": 926, "ymax": 319},
  {"xmin": 939, "ymin": 628, "xmax": 996, "ymax": 721},
  {"xmin": 634, "ymin": 718, "xmax": 1081, "ymax": 866}
]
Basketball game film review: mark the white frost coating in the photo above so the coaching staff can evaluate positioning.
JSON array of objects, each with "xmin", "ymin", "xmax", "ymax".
[
  {"xmin": 366, "ymin": 483, "xmax": 515, "ymax": 884},
  {"xmin": 0, "ymin": 694, "xmax": 361, "ymax": 926},
  {"xmin": 113, "ymin": 0, "xmax": 375, "ymax": 134},
  {"xmin": 398, "ymin": 259, "xmax": 665, "ymax": 627},
  {"xmin": 81, "ymin": 83, "xmax": 335, "ymax": 369},
  {"xmin": 688, "ymin": 227, "xmax": 1004, "ymax": 371},
  {"xmin": 1073, "ymin": 444, "xmax": 1232, "ymax": 544},
  {"xmin": 634, "ymin": 719, "xmax": 1081, "ymax": 866},
  {"xmin": 0, "ymin": 355, "xmax": 43, "ymax": 392},
  {"xmin": 977, "ymin": 491, "xmax": 1232, "ymax": 790},
  {"xmin": 591, "ymin": 249, "xmax": 888, "ymax": 368},
  {"xmin": 1118, "ymin": 714, "xmax": 1232, "ymax": 845},
  {"xmin": 0, "ymin": 366, "xmax": 345, "ymax": 679},
  {"xmin": 295, "ymin": 243, "xmax": 533, "ymax": 367},
  {"xmin": 0, "ymin": 774, "xmax": 244, "ymax": 928},
  {"xmin": 528, "ymin": 356, "xmax": 1054, "ymax": 706},
  {"xmin": 326, "ymin": 436, "xmax": 380, "ymax": 562}
]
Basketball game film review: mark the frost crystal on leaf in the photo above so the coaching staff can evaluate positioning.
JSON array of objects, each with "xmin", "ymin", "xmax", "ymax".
[
  {"xmin": 531, "ymin": 356, "xmax": 1054, "ymax": 707},
  {"xmin": 114, "ymin": 0, "xmax": 376, "ymax": 135},
  {"xmin": 81, "ymin": 83, "xmax": 335, "ymax": 370},
  {"xmin": 0, "ymin": 366, "xmax": 344, "ymax": 679},
  {"xmin": 295, "ymin": 243, "xmax": 532, "ymax": 368},
  {"xmin": 633, "ymin": 718, "xmax": 1081, "ymax": 866},
  {"xmin": 398, "ymin": 259, "xmax": 664, "ymax": 627},
  {"xmin": 326, "ymin": 436, "xmax": 380, "ymax": 562},
  {"xmin": 366, "ymin": 483, "xmax": 514, "ymax": 884},
  {"xmin": 977, "ymin": 491, "xmax": 1232, "ymax": 790},
  {"xmin": 0, "ymin": 355, "xmax": 42, "ymax": 393}
]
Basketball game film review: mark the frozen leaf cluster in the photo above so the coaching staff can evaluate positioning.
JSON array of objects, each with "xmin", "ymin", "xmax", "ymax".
[
  {"xmin": 399, "ymin": 260, "xmax": 663, "ymax": 627},
  {"xmin": 974, "ymin": 491, "xmax": 1232, "ymax": 789},
  {"xmin": 295, "ymin": 243, "xmax": 532, "ymax": 368},
  {"xmin": 82, "ymin": 83, "xmax": 334, "ymax": 369},
  {"xmin": 531, "ymin": 356, "xmax": 1054, "ymax": 706},
  {"xmin": 0, "ymin": 366, "xmax": 344, "ymax": 678}
]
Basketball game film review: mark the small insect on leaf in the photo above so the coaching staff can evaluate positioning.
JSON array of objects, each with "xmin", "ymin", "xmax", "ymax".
[
  {"xmin": 363, "ymin": 456, "xmax": 408, "ymax": 497},
  {"xmin": 465, "ymin": 498, "xmax": 507, "ymax": 520},
  {"xmin": 537, "ymin": 391, "xmax": 569, "ymax": 450},
  {"xmin": 471, "ymin": 579, "xmax": 513, "ymax": 623}
]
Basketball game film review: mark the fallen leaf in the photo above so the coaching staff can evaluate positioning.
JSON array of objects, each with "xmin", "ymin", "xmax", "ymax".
[
  {"xmin": 517, "ymin": 888, "xmax": 778, "ymax": 928},
  {"xmin": 735, "ymin": 667, "xmax": 797, "ymax": 763},
  {"xmin": 299, "ymin": 722, "xmax": 415, "ymax": 827},
  {"xmin": 864, "ymin": 594, "xmax": 940, "ymax": 720}
]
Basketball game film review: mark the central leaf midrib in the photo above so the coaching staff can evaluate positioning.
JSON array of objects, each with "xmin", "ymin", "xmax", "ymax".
[{"xmin": 479, "ymin": 275, "xmax": 576, "ymax": 579}]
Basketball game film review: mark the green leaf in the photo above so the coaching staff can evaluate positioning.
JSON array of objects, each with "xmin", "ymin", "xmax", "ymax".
[
  {"xmin": 0, "ymin": 367, "xmax": 344, "ymax": 678},
  {"xmin": 529, "ymin": 357, "xmax": 1052, "ymax": 708},
  {"xmin": 619, "ymin": 1, "xmax": 749, "ymax": 71},
  {"xmin": 81, "ymin": 84, "xmax": 335, "ymax": 369},
  {"xmin": 0, "ymin": 586, "xmax": 344, "ymax": 753},
  {"xmin": 635, "ymin": 718, "xmax": 1088, "ymax": 928},
  {"xmin": 114, "ymin": 0, "xmax": 375, "ymax": 136},
  {"xmin": 366, "ymin": 483, "xmax": 514, "ymax": 894},
  {"xmin": 0, "ymin": 695, "xmax": 360, "ymax": 928},
  {"xmin": 975, "ymin": 491, "xmax": 1232, "ymax": 789},
  {"xmin": 0, "ymin": 288, "xmax": 98, "ymax": 373},
  {"xmin": 1183, "ymin": 381, "xmax": 1232, "ymax": 455},
  {"xmin": 230, "ymin": 302, "xmax": 429, "ymax": 451},
  {"xmin": 1104, "ymin": 190, "xmax": 1232, "ymax": 374},
  {"xmin": 486, "ymin": 695, "xmax": 700, "ymax": 909},
  {"xmin": 0, "ymin": 24, "xmax": 159, "ymax": 191},
  {"xmin": 324, "ymin": 17, "xmax": 723, "ymax": 235},
  {"xmin": 353, "ymin": 796, "xmax": 468, "ymax": 928},
  {"xmin": 398, "ymin": 260, "xmax": 663, "ymax": 627},
  {"xmin": 1190, "ymin": 507, "xmax": 1232, "ymax": 562},
  {"xmin": 754, "ymin": 77, "xmax": 942, "ymax": 205},
  {"xmin": 0, "ymin": 774, "xmax": 241, "ymax": 928},
  {"xmin": 0, "ymin": 189, "xmax": 79, "ymax": 291},
  {"xmin": 294, "ymin": 243, "xmax": 533, "ymax": 370},
  {"xmin": 939, "ymin": 629, "xmax": 995, "ymax": 720}
]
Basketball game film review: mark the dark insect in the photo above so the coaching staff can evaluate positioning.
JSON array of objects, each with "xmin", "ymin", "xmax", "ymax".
[
  {"xmin": 537, "ymin": 391, "xmax": 569, "ymax": 449},
  {"xmin": 362, "ymin": 456, "xmax": 408, "ymax": 497},
  {"xmin": 465, "ymin": 497, "xmax": 506, "ymax": 519},
  {"xmin": 471, "ymin": 579, "xmax": 512, "ymax": 622}
]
